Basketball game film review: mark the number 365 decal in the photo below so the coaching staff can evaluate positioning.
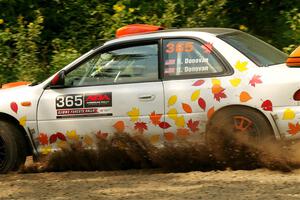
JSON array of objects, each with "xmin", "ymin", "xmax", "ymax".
[{"xmin": 56, "ymin": 93, "xmax": 112, "ymax": 109}]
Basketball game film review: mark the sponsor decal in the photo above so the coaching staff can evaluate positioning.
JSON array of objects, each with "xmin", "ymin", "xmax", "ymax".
[
  {"xmin": 56, "ymin": 93, "xmax": 112, "ymax": 118},
  {"xmin": 164, "ymin": 59, "xmax": 176, "ymax": 65}
]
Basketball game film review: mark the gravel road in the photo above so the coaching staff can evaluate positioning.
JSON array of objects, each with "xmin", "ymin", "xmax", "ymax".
[{"xmin": 1, "ymin": 169, "xmax": 300, "ymax": 200}]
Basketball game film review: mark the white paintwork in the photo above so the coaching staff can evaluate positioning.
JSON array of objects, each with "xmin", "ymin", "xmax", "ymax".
[{"xmin": 0, "ymin": 28, "xmax": 299, "ymax": 157}]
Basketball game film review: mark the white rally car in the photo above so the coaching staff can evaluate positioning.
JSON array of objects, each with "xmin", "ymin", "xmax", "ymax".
[{"xmin": 0, "ymin": 24, "xmax": 299, "ymax": 173}]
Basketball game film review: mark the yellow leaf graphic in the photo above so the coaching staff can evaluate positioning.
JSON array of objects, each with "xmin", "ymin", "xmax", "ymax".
[
  {"xmin": 191, "ymin": 90, "xmax": 200, "ymax": 101},
  {"xmin": 235, "ymin": 61, "xmax": 248, "ymax": 72},
  {"xmin": 167, "ymin": 108, "xmax": 178, "ymax": 120},
  {"xmin": 57, "ymin": 141, "xmax": 70, "ymax": 150},
  {"xmin": 19, "ymin": 116, "xmax": 27, "ymax": 126},
  {"xmin": 127, "ymin": 107, "xmax": 140, "ymax": 122},
  {"xmin": 283, "ymin": 108, "xmax": 296, "ymax": 120},
  {"xmin": 230, "ymin": 78, "xmax": 241, "ymax": 87},
  {"xmin": 211, "ymin": 78, "xmax": 221, "ymax": 85},
  {"xmin": 175, "ymin": 116, "xmax": 185, "ymax": 127},
  {"xmin": 41, "ymin": 145, "xmax": 52, "ymax": 155},
  {"xmin": 66, "ymin": 130, "xmax": 79, "ymax": 141},
  {"xmin": 168, "ymin": 95, "xmax": 177, "ymax": 107},
  {"xmin": 150, "ymin": 134, "xmax": 160, "ymax": 144},
  {"xmin": 83, "ymin": 135, "xmax": 93, "ymax": 146}
]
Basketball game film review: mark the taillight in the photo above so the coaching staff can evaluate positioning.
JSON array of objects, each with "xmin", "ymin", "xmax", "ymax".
[{"xmin": 293, "ymin": 89, "xmax": 300, "ymax": 101}]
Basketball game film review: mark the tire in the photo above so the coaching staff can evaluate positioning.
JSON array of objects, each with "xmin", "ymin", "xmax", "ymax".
[
  {"xmin": 205, "ymin": 107, "xmax": 274, "ymax": 169},
  {"xmin": 0, "ymin": 121, "xmax": 27, "ymax": 173}
]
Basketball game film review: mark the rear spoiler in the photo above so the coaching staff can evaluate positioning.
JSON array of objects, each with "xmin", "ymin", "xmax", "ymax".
[
  {"xmin": 2, "ymin": 81, "xmax": 31, "ymax": 89},
  {"xmin": 286, "ymin": 46, "xmax": 300, "ymax": 67}
]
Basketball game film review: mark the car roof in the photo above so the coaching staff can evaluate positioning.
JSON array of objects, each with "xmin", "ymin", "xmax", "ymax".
[{"xmin": 104, "ymin": 27, "xmax": 238, "ymax": 46}]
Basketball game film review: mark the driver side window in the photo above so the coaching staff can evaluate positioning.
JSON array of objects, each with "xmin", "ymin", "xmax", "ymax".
[{"xmin": 65, "ymin": 44, "xmax": 158, "ymax": 86}]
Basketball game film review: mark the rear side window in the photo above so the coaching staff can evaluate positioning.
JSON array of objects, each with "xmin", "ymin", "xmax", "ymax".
[{"xmin": 163, "ymin": 39, "xmax": 225, "ymax": 78}]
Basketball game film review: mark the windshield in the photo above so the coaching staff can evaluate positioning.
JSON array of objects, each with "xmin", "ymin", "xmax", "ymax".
[{"xmin": 218, "ymin": 32, "xmax": 288, "ymax": 67}]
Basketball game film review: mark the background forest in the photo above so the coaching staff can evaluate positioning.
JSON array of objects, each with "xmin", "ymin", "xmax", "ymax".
[{"xmin": 0, "ymin": 0, "xmax": 299, "ymax": 84}]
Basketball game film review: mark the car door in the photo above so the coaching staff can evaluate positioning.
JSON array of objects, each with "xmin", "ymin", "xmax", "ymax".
[
  {"xmin": 161, "ymin": 38, "xmax": 232, "ymax": 141},
  {"xmin": 37, "ymin": 41, "xmax": 164, "ymax": 152}
]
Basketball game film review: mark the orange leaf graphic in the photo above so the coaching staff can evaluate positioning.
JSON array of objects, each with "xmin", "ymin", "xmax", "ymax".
[
  {"xmin": 182, "ymin": 103, "xmax": 192, "ymax": 113},
  {"xmin": 207, "ymin": 107, "xmax": 215, "ymax": 119},
  {"xmin": 113, "ymin": 121, "xmax": 125, "ymax": 133},
  {"xmin": 164, "ymin": 132, "xmax": 175, "ymax": 141},
  {"xmin": 212, "ymin": 84, "xmax": 223, "ymax": 94},
  {"xmin": 176, "ymin": 128, "xmax": 190, "ymax": 138},
  {"xmin": 240, "ymin": 91, "xmax": 252, "ymax": 102},
  {"xmin": 38, "ymin": 133, "xmax": 48, "ymax": 145},
  {"xmin": 288, "ymin": 122, "xmax": 300, "ymax": 135},
  {"xmin": 149, "ymin": 111, "xmax": 162, "ymax": 126}
]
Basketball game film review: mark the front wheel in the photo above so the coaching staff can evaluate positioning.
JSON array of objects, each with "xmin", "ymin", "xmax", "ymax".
[
  {"xmin": 205, "ymin": 107, "xmax": 275, "ymax": 169},
  {"xmin": 0, "ymin": 121, "xmax": 27, "ymax": 173}
]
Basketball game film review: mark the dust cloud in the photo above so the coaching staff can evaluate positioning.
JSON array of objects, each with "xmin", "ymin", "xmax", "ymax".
[{"xmin": 20, "ymin": 132, "xmax": 300, "ymax": 173}]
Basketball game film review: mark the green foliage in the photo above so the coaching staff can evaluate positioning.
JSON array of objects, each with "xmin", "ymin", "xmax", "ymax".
[{"xmin": 0, "ymin": 0, "xmax": 299, "ymax": 84}]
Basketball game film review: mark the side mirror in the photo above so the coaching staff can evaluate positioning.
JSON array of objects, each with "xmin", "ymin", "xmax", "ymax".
[{"xmin": 49, "ymin": 70, "xmax": 65, "ymax": 88}]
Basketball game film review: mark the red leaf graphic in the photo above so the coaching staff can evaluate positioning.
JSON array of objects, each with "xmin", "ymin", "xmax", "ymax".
[
  {"xmin": 261, "ymin": 100, "xmax": 273, "ymax": 111},
  {"xmin": 159, "ymin": 122, "xmax": 171, "ymax": 129},
  {"xmin": 249, "ymin": 75, "xmax": 262, "ymax": 87},
  {"xmin": 192, "ymin": 80, "xmax": 205, "ymax": 86},
  {"xmin": 134, "ymin": 122, "xmax": 148, "ymax": 134},
  {"xmin": 10, "ymin": 102, "xmax": 18, "ymax": 114},
  {"xmin": 201, "ymin": 43, "xmax": 213, "ymax": 54},
  {"xmin": 49, "ymin": 134, "xmax": 58, "ymax": 144},
  {"xmin": 288, "ymin": 122, "xmax": 300, "ymax": 135},
  {"xmin": 56, "ymin": 132, "xmax": 66, "ymax": 141},
  {"xmin": 198, "ymin": 98, "xmax": 206, "ymax": 111},
  {"xmin": 96, "ymin": 131, "xmax": 108, "ymax": 139},
  {"xmin": 214, "ymin": 89, "xmax": 227, "ymax": 101},
  {"xmin": 187, "ymin": 119, "xmax": 200, "ymax": 133}
]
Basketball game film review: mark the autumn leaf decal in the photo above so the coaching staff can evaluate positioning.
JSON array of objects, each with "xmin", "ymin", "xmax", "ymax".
[
  {"xmin": 201, "ymin": 43, "xmax": 213, "ymax": 54},
  {"xmin": 212, "ymin": 84, "xmax": 227, "ymax": 102},
  {"xmin": 38, "ymin": 133, "xmax": 48, "ymax": 145},
  {"xmin": 182, "ymin": 103, "xmax": 192, "ymax": 113},
  {"xmin": 288, "ymin": 122, "xmax": 300, "ymax": 135},
  {"xmin": 127, "ymin": 107, "xmax": 140, "ymax": 122},
  {"xmin": 240, "ymin": 91, "xmax": 252, "ymax": 102},
  {"xmin": 261, "ymin": 100, "xmax": 273, "ymax": 111},
  {"xmin": 159, "ymin": 122, "xmax": 171, "ymax": 129},
  {"xmin": 113, "ymin": 121, "xmax": 125, "ymax": 133},
  {"xmin": 49, "ymin": 132, "xmax": 66, "ymax": 144},
  {"xmin": 191, "ymin": 90, "xmax": 200, "ymax": 101},
  {"xmin": 164, "ymin": 132, "xmax": 175, "ymax": 141},
  {"xmin": 207, "ymin": 107, "xmax": 215, "ymax": 119},
  {"xmin": 192, "ymin": 80, "xmax": 205, "ymax": 86},
  {"xmin": 198, "ymin": 98, "xmax": 206, "ymax": 111},
  {"xmin": 96, "ymin": 131, "xmax": 108, "ymax": 139},
  {"xmin": 134, "ymin": 122, "xmax": 148, "ymax": 134},
  {"xmin": 10, "ymin": 102, "xmax": 18, "ymax": 114},
  {"xmin": 149, "ymin": 111, "xmax": 162, "ymax": 126},
  {"xmin": 235, "ymin": 61, "xmax": 248, "ymax": 72},
  {"xmin": 176, "ymin": 128, "xmax": 190, "ymax": 137},
  {"xmin": 249, "ymin": 75, "xmax": 262, "ymax": 87},
  {"xmin": 187, "ymin": 119, "xmax": 200, "ymax": 133}
]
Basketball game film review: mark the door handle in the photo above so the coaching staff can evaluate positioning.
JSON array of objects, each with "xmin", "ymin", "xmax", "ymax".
[{"xmin": 138, "ymin": 94, "xmax": 155, "ymax": 101}]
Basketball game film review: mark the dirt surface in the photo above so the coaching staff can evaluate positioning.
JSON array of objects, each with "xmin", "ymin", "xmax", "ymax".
[{"xmin": 1, "ymin": 169, "xmax": 300, "ymax": 200}]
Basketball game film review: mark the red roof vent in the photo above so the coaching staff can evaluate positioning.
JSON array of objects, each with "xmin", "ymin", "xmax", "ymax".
[{"xmin": 116, "ymin": 24, "xmax": 164, "ymax": 38}]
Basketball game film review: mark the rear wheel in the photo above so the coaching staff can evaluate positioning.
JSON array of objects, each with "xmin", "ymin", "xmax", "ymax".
[
  {"xmin": 205, "ymin": 107, "xmax": 274, "ymax": 169},
  {"xmin": 0, "ymin": 121, "xmax": 27, "ymax": 173}
]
